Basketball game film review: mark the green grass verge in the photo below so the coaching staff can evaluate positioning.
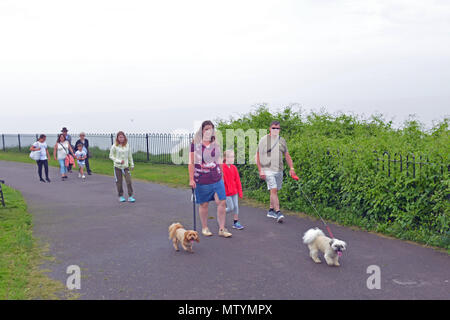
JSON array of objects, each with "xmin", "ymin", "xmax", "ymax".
[{"xmin": 0, "ymin": 185, "xmax": 75, "ymax": 299}]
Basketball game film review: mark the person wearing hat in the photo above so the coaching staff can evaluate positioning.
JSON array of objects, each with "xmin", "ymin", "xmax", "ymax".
[{"xmin": 61, "ymin": 127, "xmax": 74, "ymax": 173}]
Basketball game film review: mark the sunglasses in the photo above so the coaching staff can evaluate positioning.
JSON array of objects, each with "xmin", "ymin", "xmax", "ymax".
[{"xmin": 271, "ymin": 127, "xmax": 281, "ymax": 130}]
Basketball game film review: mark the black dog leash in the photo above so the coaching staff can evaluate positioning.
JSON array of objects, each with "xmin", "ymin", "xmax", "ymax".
[
  {"xmin": 290, "ymin": 173, "xmax": 335, "ymax": 239},
  {"xmin": 191, "ymin": 188, "xmax": 197, "ymax": 231},
  {"xmin": 298, "ymin": 185, "xmax": 335, "ymax": 239}
]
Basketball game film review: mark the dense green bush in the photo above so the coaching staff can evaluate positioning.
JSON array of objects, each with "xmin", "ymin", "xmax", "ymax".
[{"xmin": 218, "ymin": 105, "xmax": 449, "ymax": 249}]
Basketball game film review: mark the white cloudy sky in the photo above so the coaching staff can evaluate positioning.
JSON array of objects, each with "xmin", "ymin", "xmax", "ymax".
[{"xmin": 0, "ymin": 0, "xmax": 449, "ymax": 134}]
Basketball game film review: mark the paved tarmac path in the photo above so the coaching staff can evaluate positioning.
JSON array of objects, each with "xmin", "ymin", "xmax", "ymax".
[{"xmin": 1, "ymin": 161, "xmax": 448, "ymax": 299}]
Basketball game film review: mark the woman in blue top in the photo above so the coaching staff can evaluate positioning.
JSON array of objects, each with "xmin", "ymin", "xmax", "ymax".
[{"xmin": 189, "ymin": 121, "xmax": 231, "ymax": 238}]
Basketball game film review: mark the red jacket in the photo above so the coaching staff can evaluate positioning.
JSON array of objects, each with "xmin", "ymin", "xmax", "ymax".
[{"xmin": 223, "ymin": 164, "xmax": 243, "ymax": 198}]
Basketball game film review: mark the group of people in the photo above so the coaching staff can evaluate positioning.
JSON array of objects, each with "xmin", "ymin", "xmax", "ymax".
[
  {"xmin": 30, "ymin": 128, "xmax": 136, "ymax": 203},
  {"xmin": 30, "ymin": 127, "xmax": 92, "ymax": 182},
  {"xmin": 188, "ymin": 120, "xmax": 296, "ymax": 238},
  {"xmin": 30, "ymin": 120, "xmax": 296, "ymax": 236}
]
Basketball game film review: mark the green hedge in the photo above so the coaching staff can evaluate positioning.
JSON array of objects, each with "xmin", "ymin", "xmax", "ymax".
[{"xmin": 218, "ymin": 106, "xmax": 449, "ymax": 249}]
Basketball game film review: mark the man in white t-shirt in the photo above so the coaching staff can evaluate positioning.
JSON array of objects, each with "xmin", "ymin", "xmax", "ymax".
[{"xmin": 30, "ymin": 134, "xmax": 51, "ymax": 182}]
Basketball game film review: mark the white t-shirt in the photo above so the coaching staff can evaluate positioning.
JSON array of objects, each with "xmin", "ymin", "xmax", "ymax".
[
  {"xmin": 33, "ymin": 141, "xmax": 48, "ymax": 160},
  {"xmin": 78, "ymin": 140, "xmax": 88, "ymax": 154},
  {"xmin": 56, "ymin": 141, "xmax": 70, "ymax": 160},
  {"xmin": 75, "ymin": 150, "xmax": 86, "ymax": 164}
]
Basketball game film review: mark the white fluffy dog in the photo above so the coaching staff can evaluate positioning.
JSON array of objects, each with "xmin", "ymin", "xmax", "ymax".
[{"xmin": 303, "ymin": 228, "xmax": 347, "ymax": 266}]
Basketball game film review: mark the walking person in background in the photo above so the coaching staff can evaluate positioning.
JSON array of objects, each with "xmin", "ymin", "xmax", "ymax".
[
  {"xmin": 256, "ymin": 120, "xmax": 297, "ymax": 223},
  {"xmin": 109, "ymin": 131, "xmax": 135, "ymax": 203},
  {"xmin": 54, "ymin": 133, "xmax": 74, "ymax": 181},
  {"xmin": 189, "ymin": 120, "xmax": 232, "ymax": 238},
  {"xmin": 75, "ymin": 143, "xmax": 87, "ymax": 181},
  {"xmin": 75, "ymin": 132, "xmax": 92, "ymax": 175},
  {"xmin": 61, "ymin": 127, "xmax": 74, "ymax": 173},
  {"xmin": 29, "ymin": 134, "xmax": 51, "ymax": 183},
  {"xmin": 222, "ymin": 150, "xmax": 244, "ymax": 230}
]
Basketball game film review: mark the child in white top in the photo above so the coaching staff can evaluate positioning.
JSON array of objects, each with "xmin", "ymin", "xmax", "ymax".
[{"xmin": 75, "ymin": 143, "xmax": 87, "ymax": 180}]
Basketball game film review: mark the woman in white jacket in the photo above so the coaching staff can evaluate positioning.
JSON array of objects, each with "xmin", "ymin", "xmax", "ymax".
[{"xmin": 109, "ymin": 131, "xmax": 135, "ymax": 202}]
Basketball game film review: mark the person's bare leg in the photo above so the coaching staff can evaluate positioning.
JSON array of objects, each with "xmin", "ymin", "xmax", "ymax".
[
  {"xmin": 270, "ymin": 188, "xmax": 280, "ymax": 212},
  {"xmin": 217, "ymin": 200, "xmax": 226, "ymax": 230},
  {"xmin": 214, "ymin": 194, "xmax": 222, "ymax": 228},
  {"xmin": 199, "ymin": 202, "xmax": 209, "ymax": 229},
  {"xmin": 269, "ymin": 188, "xmax": 274, "ymax": 210}
]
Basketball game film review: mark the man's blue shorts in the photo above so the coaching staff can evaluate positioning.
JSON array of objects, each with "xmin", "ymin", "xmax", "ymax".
[{"xmin": 194, "ymin": 180, "xmax": 226, "ymax": 204}]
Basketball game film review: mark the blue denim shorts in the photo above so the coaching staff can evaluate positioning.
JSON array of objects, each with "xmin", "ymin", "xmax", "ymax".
[{"xmin": 194, "ymin": 180, "xmax": 226, "ymax": 204}]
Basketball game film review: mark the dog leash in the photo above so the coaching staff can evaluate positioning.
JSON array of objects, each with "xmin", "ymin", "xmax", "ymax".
[
  {"xmin": 291, "ymin": 172, "xmax": 335, "ymax": 239},
  {"xmin": 191, "ymin": 188, "xmax": 197, "ymax": 231}
]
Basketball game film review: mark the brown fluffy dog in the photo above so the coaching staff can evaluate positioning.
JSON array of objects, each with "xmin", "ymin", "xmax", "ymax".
[{"xmin": 168, "ymin": 222, "xmax": 200, "ymax": 253}]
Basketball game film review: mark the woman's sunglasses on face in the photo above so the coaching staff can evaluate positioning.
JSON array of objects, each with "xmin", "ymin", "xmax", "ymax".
[{"xmin": 271, "ymin": 127, "xmax": 281, "ymax": 130}]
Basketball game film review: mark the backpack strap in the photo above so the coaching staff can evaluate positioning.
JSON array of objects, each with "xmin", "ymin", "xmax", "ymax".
[
  {"xmin": 59, "ymin": 142, "xmax": 69, "ymax": 155},
  {"xmin": 267, "ymin": 136, "xmax": 280, "ymax": 154}
]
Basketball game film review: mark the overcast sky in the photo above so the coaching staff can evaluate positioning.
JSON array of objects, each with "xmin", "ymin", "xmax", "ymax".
[{"xmin": 0, "ymin": 0, "xmax": 449, "ymax": 134}]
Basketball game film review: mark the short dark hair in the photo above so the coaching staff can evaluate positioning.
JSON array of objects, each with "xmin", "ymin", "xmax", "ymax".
[
  {"xmin": 270, "ymin": 121, "xmax": 280, "ymax": 127},
  {"xmin": 38, "ymin": 134, "xmax": 46, "ymax": 140}
]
